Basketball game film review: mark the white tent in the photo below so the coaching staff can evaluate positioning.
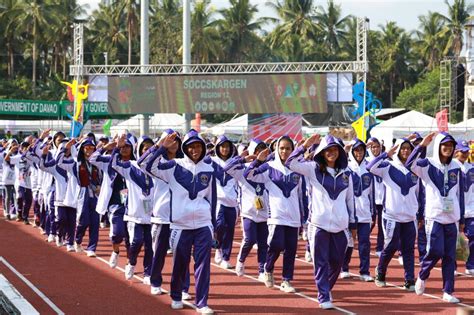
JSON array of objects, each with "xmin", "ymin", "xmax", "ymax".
[
  {"xmin": 205, "ymin": 114, "xmax": 248, "ymax": 136},
  {"xmin": 110, "ymin": 113, "xmax": 185, "ymax": 137},
  {"xmin": 371, "ymin": 110, "xmax": 440, "ymax": 146},
  {"xmin": 0, "ymin": 119, "xmax": 71, "ymax": 135},
  {"xmin": 371, "ymin": 110, "xmax": 474, "ymax": 149}
]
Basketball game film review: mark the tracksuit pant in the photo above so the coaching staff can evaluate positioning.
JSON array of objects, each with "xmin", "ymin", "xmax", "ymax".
[
  {"xmin": 375, "ymin": 205, "xmax": 384, "ymax": 252},
  {"xmin": 419, "ymin": 220, "xmax": 457, "ymax": 294},
  {"xmin": 108, "ymin": 205, "xmax": 127, "ymax": 245},
  {"xmin": 32, "ymin": 190, "xmax": 41, "ymax": 226},
  {"xmin": 418, "ymin": 224, "xmax": 427, "ymax": 263},
  {"xmin": 308, "ymin": 224, "xmax": 348, "ymax": 304},
  {"xmin": 150, "ymin": 223, "xmax": 170, "ymax": 288},
  {"xmin": 343, "ymin": 222, "xmax": 371, "ymax": 275},
  {"xmin": 4, "ymin": 184, "xmax": 16, "ymax": 217},
  {"xmin": 57, "ymin": 206, "xmax": 77, "ymax": 246},
  {"xmin": 17, "ymin": 187, "xmax": 32, "ymax": 221},
  {"xmin": 265, "ymin": 224, "xmax": 298, "ymax": 281},
  {"xmin": 377, "ymin": 219, "xmax": 416, "ymax": 281},
  {"xmin": 127, "ymin": 222, "xmax": 153, "ymax": 277},
  {"xmin": 215, "ymin": 205, "xmax": 237, "ymax": 262},
  {"xmin": 75, "ymin": 192, "xmax": 99, "ymax": 252},
  {"xmin": 47, "ymin": 191, "xmax": 57, "ymax": 236},
  {"xmin": 465, "ymin": 218, "xmax": 474, "ymax": 271},
  {"xmin": 170, "ymin": 226, "xmax": 213, "ymax": 309},
  {"xmin": 238, "ymin": 217, "xmax": 269, "ymax": 274}
]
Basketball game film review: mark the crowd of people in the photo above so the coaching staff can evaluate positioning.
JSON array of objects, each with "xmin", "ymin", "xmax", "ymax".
[{"xmin": 0, "ymin": 128, "xmax": 472, "ymax": 313}]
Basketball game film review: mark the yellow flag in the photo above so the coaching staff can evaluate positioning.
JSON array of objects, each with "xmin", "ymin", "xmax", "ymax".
[{"xmin": 351, "ymin": 112, "xmax": 370, "ymax": 142}]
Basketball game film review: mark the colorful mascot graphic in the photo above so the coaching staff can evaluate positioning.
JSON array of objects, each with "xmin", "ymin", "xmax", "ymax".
[{"xmin": 61, "ymin": 80, "xmax": 89, "ymax": 137}]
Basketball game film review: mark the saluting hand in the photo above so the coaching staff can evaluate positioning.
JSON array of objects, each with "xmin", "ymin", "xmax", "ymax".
[
  {"xmin": 386, "ymin": 144, "xmax": 399, "ymax": 159},
  {"xmin": 420, "ymin": 132, "xmax": 437, "ymax": 147},
  {"xmin": 303, "ymin": 134, "xmax": 320, "ymax": 150},
  {"xmin": 257, "ymin": 148, "xmax": 270, "ymax": 162}
]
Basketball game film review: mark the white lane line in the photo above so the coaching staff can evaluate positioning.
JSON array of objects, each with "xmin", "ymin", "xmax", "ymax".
[
  {"xmin": 294, "ymin": 256, "xmax": 474, "ymax": 309},
  {"xmin": 0, "ymin": 256, "xmax": 65, "ymax": 315},
  {"xmin": 94, "ymin": 256, "xmax": 197, "ymax": 310}
]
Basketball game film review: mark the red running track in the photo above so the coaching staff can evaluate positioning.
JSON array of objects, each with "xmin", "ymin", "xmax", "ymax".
[{"xmin": 0, "ymin": 215, "xmax": 473, "ymax": 314}]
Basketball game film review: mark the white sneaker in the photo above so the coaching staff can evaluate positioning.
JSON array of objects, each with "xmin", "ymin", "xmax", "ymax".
[
  {"xmin": 235, "ymin": 261, "xmax": 245, "ymax": 276},
  {"xmin": 109, "ymin": 252, "xmax": 119, "ymax": 268},
  {"xmin": 466, "ymin": 269, "xmax": 474, "ymax": 275},
  {"xmin": 74, "ymin": 243, "xmax": 84, "ymax": 253},
  {"xmin": 360, "ymin": 274, "xmax": 374, "ymax": 282},
  {"xmin": 47, "ymin": 234, "xmax": 54, "ymax": 243},
  {"xmin": 100, "ymin": 222, "xmax": 106, "ymax": 229},
  {"xmin": 86, "ymin": 250, "xmax": 96, "ymax": 257},
  {"xmin": 151, "ymin": 286, "xmax": 162, "ymax": 295},
  {"xmin": 220, "ymin": 260, "xmax": 233, "ymax": 269},
  {"xmin": 55, "ymin": 236, "xmax": 63, "ymax": 247},
  {"xmin": 442, "ymin": 292, "xmax": 460, "ymax": 303},
  {"xmin": 167, "ymin": 248, "xmax": 173, "ymax": 254},
  {"xmin": 214, "ymin": 249, "xmax": 223, "ymax": 264},
  {"xmin": 398, "ymin": 256, "xmax": 404, "ymax": 265},
  {"xmin": 258, "ymin": 273, "xmax": 265, "ymax": 282},
  {"xmin": 302, "ymin": 229, "xmax": 308, "ymax": 241},
  {"xmin": 171, "ymin": 300, "xmax": 183, "ymax": 310},
  {"xmin": 415, "ymin": 277, "xmax": 425, "ymax": 295},
  {"xmin": 125, "ymin": 264, "xmax": 135, "ymax": 280},
  {"xmin": 280, "ymin": 280, "xmax": 296, "ymax": 293},
  {"xmin": 264, "ymin": 272, "xmax": 274, "ymax": 288},
  {"xmin": 319, "ymin": 301, "xmax": 335, "ymax": 309},
  {"xmin": 182, "ymin": 291, "xmax": 192, "ymax": 300},
  {"xmin": 340, "ymin": 271, "xmax": 351, "ymax": 279},
  {"xmin": 66, "ymin": 245, "xmax": 74, "ymax": 252},
  {"xmin": 375, "ymin": 251, "xmax": 382, "ymax": 257},
  {"xmin": 305, "ymin": 250, "xmax": 312, "ymax": 262},
  {"xmin": 143, "ymin": 276, "xmax": 151, "ymax": 285},
  {"xmin": 197, "ymin": 306, "xmax": 214, "ymax": 314}
]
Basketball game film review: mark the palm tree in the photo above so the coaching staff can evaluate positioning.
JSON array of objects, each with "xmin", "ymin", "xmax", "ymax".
[
  {"xmin": 191, "ymin": 0, "xmax": 221, "ymax": 63},
  {"xmin": 266, "ymin": 0, "xmax": 320, "ymax": 61},
  {"xmin": 415, "ymin": 12, "xmax": 447, "ymax": 70},
  {"xmin": 0, "ymin": 0, "xmax": 19, "ymax": 78},
  {"xmin": 218, "ymin": 0, "xmax": 269, "ymax": 62},
  {"xmin": 5, "ymin": 0, "xmax": 60, "ymax": 90},
  {"xmin": 149, "ymin": 0, "xmax": 182, "ymax": 64},
  {"xmin": 376, "ymin": 22, "xmax": 414, "ymax": 106},
  {"xmin": 436, "ymin": 0, "xmax": 474, "ymax": 57},
  {"xmin": 88, "ymin": 3, "xmax": 127, "ymax": 64},
  {"xmin": 113, "ymin": 0, "xmax": 139, "ymax": 64},
  {"xmin": 314, "ymin": 0, "xmax": 351, "ymax": 57}
]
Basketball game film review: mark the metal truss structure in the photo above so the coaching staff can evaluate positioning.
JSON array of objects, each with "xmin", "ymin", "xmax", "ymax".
[{"xmin": 70, "ymin": 18, "xmax": 369, "ymax": 78}]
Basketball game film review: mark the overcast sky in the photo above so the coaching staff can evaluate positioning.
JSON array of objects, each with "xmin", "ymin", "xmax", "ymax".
[{"xmin": 77, "ymin": 0, "xmax": 449, "ymax": 32}]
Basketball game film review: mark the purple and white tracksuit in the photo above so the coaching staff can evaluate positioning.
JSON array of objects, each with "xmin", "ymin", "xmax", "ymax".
[
  {"xmin": 406, "ymin": 133, "xmax": 464, "ymax": 294},
  {"xmin": 111, "ymin": 137, "xmax": 154, "ymax": 278},
  {"xmin": 458, "ymin": 160, "xmax": 474, "ymax": 271},
  {"xmin": 286, "ymin": 135, "xmax": 355, "ymax": 304},
  {"xmin": 10, "ymin": 153, "xmax": 33, "ymax": 221},
  {"xmin": 343, "ymin": 139, "xmax": 375, "ymax": 276},
  {"xmin": 244, "ymin": 136, "xmax": 305, "ymax": 282},
  {"xmin": 89, "ymin": 148, "xmax": 128, "ymax": 247},
  {"xmin": 367, "ymin": 138, "xmax": 422, "ymax": 282},
  {"xmin": 142, "ymin": 131, "xmax": 216, "ymax": 309},
  {"xmin": 366, "ymin": 137, "xmax": 385, "ymax": 253},
  {"xmin": 223, "ymin": 139, "xmax": 269, "ymax": 275},
  {"xmin": 211, "ymin": 136, "xmax": 239, "ymax": 264},
  {"xmin": 57, "ymin": 141, "xmax": 101, "ymax": 250},
  {"xmin": 138, "ymin": 129, "xmax": 191, "ymax": 292}
]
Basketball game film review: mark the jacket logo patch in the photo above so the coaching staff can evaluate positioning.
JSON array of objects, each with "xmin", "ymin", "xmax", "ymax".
[
  {"xmin": 200, "ymin": 174, "xmax": 209, "ymax": 186},
  {"xmin": 291, "ymin": 174, "xmax": 300, "ymax": 184},
  {"xmin": 449, "ymin": 172, "xmax": 457, "ymax": 183},
  {"xmin": 362, "ymin": 175, "xmax": 371, "ymax": 186},
  {"xmin": 342, "ymin": 174, "xmax": 349, "ymax": 185},
  {"xmin": 410, "ymin": 173, "xmax": 418, "ymax": 184}
]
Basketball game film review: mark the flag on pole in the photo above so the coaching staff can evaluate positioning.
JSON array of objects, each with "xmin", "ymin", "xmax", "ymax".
[
  {"xmin": 435, "ymin": 109, "xmax": 449, "ymax": 132},
  {"xmin": 103, "ymin": 119, "xmax": 112, "ymax": 136},
  {"xmin": 351, "ymin": 111, "xmax": 370, "ymax": 142}
]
